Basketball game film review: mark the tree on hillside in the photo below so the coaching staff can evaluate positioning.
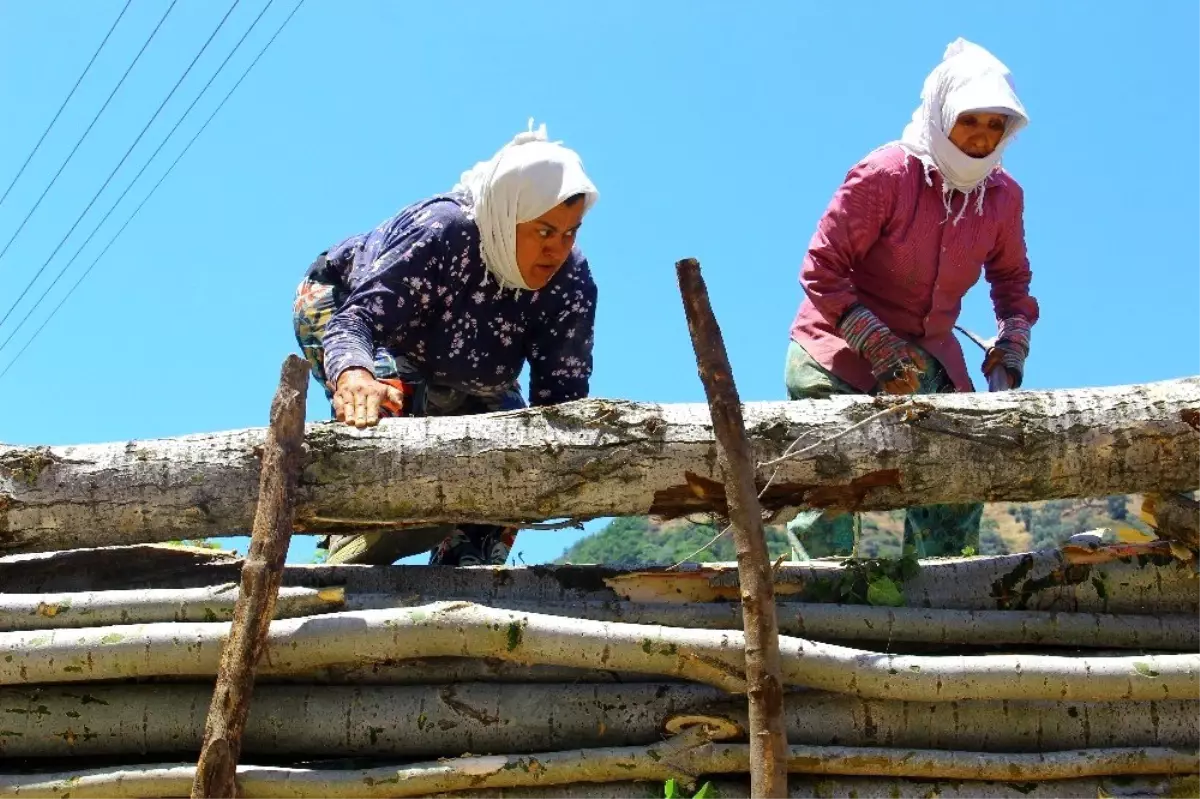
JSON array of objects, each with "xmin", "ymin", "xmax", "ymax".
[{"xmin": 559, "ymin": 496, "xmax": 1145, "ymax": 566}]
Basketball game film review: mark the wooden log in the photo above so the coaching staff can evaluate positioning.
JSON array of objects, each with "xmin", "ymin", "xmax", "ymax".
[
  {"xmin": 677, "ymin": 257, "xmax": 788, "ymax": 796},
  {"xmin": 1143, "ymin": 492, "xmax": 1200, "ymax": 550},
  {"xmin": 192, "ymin": 355, "xmax": 308, "ymax": 799},
  {"xmin": 4, "ymin": 603, "xmax": 1198, "ymax": 701},
  {"xmin": 2, "ymin": 377, "xmax": 1196, "ymax": 553},
  {"xmin": 0, "ymin": 545, "xmax": 238, "ymax": 592},
  {"xmin": 4, "ymin": 548, "xmax": 1196, "ymax": 615},
  {"xmin": 8, "ymin": 586, "xmax": 1193, "ymax": 649},
  {"xmin": 0, "ymin": 586, "xmax": 344, "ymax": 631},
  {"xmin": 0, "ymin": 683, "xmax": 726, "ymax": 758},
  {"xmin": 455, "ymin": 600, "xmax": 1199, "ymax": 651},
  {"xmin": 423, "ymin": 776, "xmax": 1200, "ymax": 799},
  {"xmin": 0, "ymin": 744, "xmax": 1195, "ymax": 798},
  {"xmin": 257, "ymin": 657, "xmax": 646, "ymax": 685},
  {"xmin": 1, "ymin": 683, "xmax": 1195, "ymax": 759},
  {"xmin": 1, "ymin": 773, "xmax": 1192, "ymax": 799}
]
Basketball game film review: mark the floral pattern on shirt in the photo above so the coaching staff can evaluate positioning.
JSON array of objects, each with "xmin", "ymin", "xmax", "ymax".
[{"xmin": 320, "ymin": 195, "xmax": 597, "ymax": 406}]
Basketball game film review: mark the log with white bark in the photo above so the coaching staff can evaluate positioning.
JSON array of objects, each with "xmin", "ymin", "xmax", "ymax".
[
  {"xmin": 259, "ymin": 657, "xmax": 642, "ymax": 685},
  {"xmin": 3, "ymin": 603, "xmax": 1197, "ymax": 701},
  {"xmin": 481, "ymin": 600, "xmax": 1199, "ymax": 650},
  {"xmin": 2, "ymin": 378, "xmax": 1197, "ymax": 553},
  {"xmin": 0, "ymin": 586, "xmax": 344, "ymax": 631},
  {"xmin": 5, "ymin": 547, "xmax": 1195, "ymax": 616},
  {"xmin": 0, "ymin": 743, "xmax": 1195, "ymax": 798},
  {"xmin": 2, "ymin": 774, "xmax": 1194, "ymax": 799},
  {"xmin": 1, "ymin": 683, "xmax": 1195, "ymax": 759},
  {"xmin": 430, "ymin": 775, "xmax": 1198, "ymax": 799},
  {"xmin": 7, "ymin": 587, "xmax": 1194, "ymax": 650}
]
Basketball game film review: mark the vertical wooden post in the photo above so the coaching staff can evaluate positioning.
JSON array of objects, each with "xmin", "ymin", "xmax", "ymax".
[
  {"xmin": 676, "ymin": 258, "xmax": 789, "ymax": 797},
  {"xmin": 192, "ymin": 355, "xmax": 309, "ymax": 798}
]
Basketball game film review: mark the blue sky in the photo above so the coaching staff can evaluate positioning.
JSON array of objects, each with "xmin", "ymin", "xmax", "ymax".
[{"xmin": 2, "ymin": 1, "xmax": 1196, "ymax": 565}]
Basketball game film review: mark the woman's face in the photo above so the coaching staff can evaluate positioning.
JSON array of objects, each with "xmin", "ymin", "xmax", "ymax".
[
  {"xmin": 948, "ymin": 112, "xmax": 1008, "ymax": 158},
  {"xmin": 515, "ymin": 198, "xmax": 586, "ymax": 290}
]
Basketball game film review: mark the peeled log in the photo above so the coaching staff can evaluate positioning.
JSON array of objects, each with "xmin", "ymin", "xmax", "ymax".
[
  {"xmin": 2, "ymin": 378, "xmax": 1197, "ymax": 553},
  {"xmin": 1, "ymin": 684, "xmax": 1196, "ymax": 759}
]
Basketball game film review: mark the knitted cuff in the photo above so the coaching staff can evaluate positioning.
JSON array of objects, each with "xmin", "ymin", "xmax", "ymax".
[
  {"xmin": 997, "ymin": 316, "xmax": 1031, "ymax": 357},
  {"xmin": 839, "ymin": 305, "xmax": 913, "ymax": 381},
  {"xmin": 994, "ymin": 316, "xmax": 1031, "ymax": 388}
]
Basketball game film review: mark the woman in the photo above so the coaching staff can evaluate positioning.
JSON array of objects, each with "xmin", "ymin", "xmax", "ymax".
[
  {"xmin": 294, "ymin": 121, "xmax": 599, "ymax": 566},
  {"xmin": 785, "ymin": 39, "xmax": 1039, "ymax": 559}
]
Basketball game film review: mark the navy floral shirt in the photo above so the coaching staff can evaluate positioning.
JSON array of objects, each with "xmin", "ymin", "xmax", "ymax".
[{"xmin": 319, "ymin": 195, "xmax": 597, "ymax": 406}]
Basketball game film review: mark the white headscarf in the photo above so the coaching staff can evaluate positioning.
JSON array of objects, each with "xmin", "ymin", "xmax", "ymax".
[
  {"xmin": 896, "ymin": 38, "xmax": 1029, "ymax": 222},
  {"xmin": 453, "ymin": 120, "xmax": 599, "ymax": 291}
]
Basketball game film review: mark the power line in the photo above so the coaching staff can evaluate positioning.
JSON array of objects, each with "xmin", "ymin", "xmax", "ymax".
[
  {"xmin": 0, "ymin": 0, "xmax": 306, "ymax": 382},
  {"xmin": 0, "ymin": 0, "xmax": 241, "ymax": 332},
  {"xmin": 0, "ymin": 0, "xmax": 176, "ymax": 271},
  {"xmin": 0, "ymin": 0, "xmax": 133, "ymax": 212},
  {"xmin": 0, "ymin": 0, "xmax": 279, "ymax": 357}
]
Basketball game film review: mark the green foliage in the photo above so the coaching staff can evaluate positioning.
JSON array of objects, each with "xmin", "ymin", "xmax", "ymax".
[
  {"xmin": 979, "ymin": 517, "xmax": 1009, "ymax": 556},
  {"xmin": 664, "ymin": 779, "xmax": 716, "ymax": 799},
  {"xmin": 1026, "ymin": 496, "xmax": 1151, "ymax": 551},
  {"xmin": 558, "ymin": 517, "xmax": 792, "ymax": 566},
  {"xmin": 865, "ymin": 574, "xmax": 904, "ymax": 606},
  {"xmin": 803, "ymin": 545, "xmax": 920, "ymax": 606},
  {"xmin": 163, "ymin": 538, "xmax": 223, "ymax": 550},
  {"xmin": 560, "ymin": 496, "xmax": 1148, "ymax": 569}
]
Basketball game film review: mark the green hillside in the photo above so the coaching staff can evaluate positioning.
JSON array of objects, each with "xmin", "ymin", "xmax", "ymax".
[{"xmin": 556, "ymin": 495, "xmax": 1155, "ymax": 565}]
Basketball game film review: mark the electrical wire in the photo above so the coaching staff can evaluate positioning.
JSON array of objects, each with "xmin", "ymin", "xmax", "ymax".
[
  {"xmin": 0, "ymin": 0, "xmax": 306, "ymax": 381},
  {"xmin": 0, "ymin": 0, "xmax": 176, "ymax": 269},
  {"xmin": 0, "ymin": 0, "xmax": 278, "ymax": 357},
  {"xmin": 0, "ymin": 0, "xmax": 133, "ymax": 212}
]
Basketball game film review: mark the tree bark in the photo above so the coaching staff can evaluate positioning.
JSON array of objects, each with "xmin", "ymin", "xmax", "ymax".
[
  {"xmin": 1143, "ymin": 491, "xmax": 1200, "ymax": 550},
  {"xmin": 0, "ymin": 745, "xmax": 1194, "ymax": 798},
  {"xmin": 677, "ymin": 257, "xmax": 788, "ymax": 797},
  {"xmin": 2, "ymin": 377, "xmax": 1196, "ymax": 553},
  {"xmin": 1, "ymin": 683, "xmax": 1195, "ymax": 759},
  {"xmin": 192, "ymin": 355, "xmax": 308, "ymax": 799},
  {"xmin": 4, "ymin": 603, "xmax": 1198, "ymax": 701}
]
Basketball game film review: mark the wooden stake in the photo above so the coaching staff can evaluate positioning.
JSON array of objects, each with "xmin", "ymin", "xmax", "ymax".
[
  {"xmin": 676, "ymin": 258, "xmax": 788, "ymax": 797},
  {"xmin": 191, "ymin": 355, "xmax": 309, "ymax": 798}
]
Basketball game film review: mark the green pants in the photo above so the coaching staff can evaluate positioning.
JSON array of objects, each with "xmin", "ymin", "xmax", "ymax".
[{"xmin": 783, "ymin": 340, "xmax": 982, "ymax": 559}]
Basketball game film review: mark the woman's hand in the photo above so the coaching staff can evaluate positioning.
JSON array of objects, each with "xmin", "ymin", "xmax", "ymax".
[
  {"xmin": 879, "ymin": 347, "xmax": 928, "ymax": 394},
  {"xmin": 333, "ymin": 368, "xmax": 406, "ymax": 428},
  {"xmin": 880, "ymin": 365, "xmax": 922, "ymax": 394},
  {"xmin": 839, "ymin": 305, "xmax": 928, "ymax": 396}
]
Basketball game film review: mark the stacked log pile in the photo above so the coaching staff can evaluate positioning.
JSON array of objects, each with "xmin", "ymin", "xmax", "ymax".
[{"xmin": 1, "ymin": 377, "xmax": 1198, "ymax": 797}]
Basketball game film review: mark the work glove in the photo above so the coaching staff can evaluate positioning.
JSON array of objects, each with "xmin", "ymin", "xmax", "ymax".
[
  {"xmin": 983, "ymin": 316, "xmax": 1031, "ymax": 390},
  {"xmin": 839, "ymin": 305, "xmax": 928, "ymax": 395}
]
